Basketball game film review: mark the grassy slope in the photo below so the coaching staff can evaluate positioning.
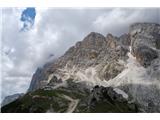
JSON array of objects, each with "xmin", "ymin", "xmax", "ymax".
[{"xmin": 1, "ymin": 80, "xmax": 139, "ymax": 113}]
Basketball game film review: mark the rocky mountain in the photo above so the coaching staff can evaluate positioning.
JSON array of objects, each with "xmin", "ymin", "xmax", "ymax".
[
  {"xmin": 28, "ymin": 32, "xmax": 130, "ymax": 91},
  {"xmin": 1, "ymin": 23, "xmax": 160, "ymax": 113}
]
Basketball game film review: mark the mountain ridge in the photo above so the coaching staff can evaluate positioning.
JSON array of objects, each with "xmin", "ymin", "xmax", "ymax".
[{"xmin": 28, "ymin": 31, "xmax": 130, "ymax": 91}]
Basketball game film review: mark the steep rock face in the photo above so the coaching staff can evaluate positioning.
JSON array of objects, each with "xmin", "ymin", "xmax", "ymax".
[
  {"xmin": 28, "ymin": 68, "xmax": 47, "ymax": 91},
  {"xmin": 130, "ymin": 23, "xmax": 160, "ymax": 67},
  {"xmin": 130, "ymin": 23, "xmax": 160, "ymax": 50},
  {"xmin": 134, "ymin": 45, "xmax": 158, "ymax": 67},
  {"xmin": 28, "ymin": 32, "xmax": 130, "ymax": 91},
  {"xmin": 28, "ymin": 32, "xmax": 107, "ymax": 91}
]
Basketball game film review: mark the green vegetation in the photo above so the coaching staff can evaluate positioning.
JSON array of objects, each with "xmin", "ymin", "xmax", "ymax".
[
  {"xmin": 1, "ymin": 89, "xmax": 71, "ymax": 113},
  {"xmin": 1, "ymin": 79, "xmax": 139, "ymax": 113}
]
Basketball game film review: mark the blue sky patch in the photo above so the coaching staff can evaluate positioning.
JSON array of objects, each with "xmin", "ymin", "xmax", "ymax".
[{"xmin": 20, "ymin": 7, "xmax": 36, "ymax": 31}]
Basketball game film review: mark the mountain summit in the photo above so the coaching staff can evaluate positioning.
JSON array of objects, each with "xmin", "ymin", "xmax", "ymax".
[
  {"xmin": 28, "ymin": 31, "xmax": 130, "ymax": 91},
  {"xmin": 1, "ymin": 23, "xmax": 160, "ymax": 113}
]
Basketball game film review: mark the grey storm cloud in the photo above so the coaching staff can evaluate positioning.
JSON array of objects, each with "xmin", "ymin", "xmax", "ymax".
[{"xmin": 1, "ymin": 8, "xmax": 160, "ymax": 102}]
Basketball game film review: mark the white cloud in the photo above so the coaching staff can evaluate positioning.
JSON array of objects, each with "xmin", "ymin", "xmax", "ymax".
[
  {"xmin": 93, "ymin": 8, "xmax": 160, "ymax": 35},
  {"xmin": 1, "ymin": 8, "xmax": 160, "ymax": 102}
]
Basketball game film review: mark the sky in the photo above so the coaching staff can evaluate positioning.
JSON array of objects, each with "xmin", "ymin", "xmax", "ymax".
[
  {"xmin": 1, "ymin": 8, "xmax": 160, "ymax": 102},
  {"xmin": 20, "ymin": 7, "xmax": 36, "ymax": 31}
]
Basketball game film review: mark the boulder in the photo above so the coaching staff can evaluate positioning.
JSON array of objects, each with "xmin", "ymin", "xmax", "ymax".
[
  {"xmin": 86, "ymin": 85, "xmax": 139, "ymax": 112},
  {"xmin": 89, "ymin": 85, "xmax": 128, "ymax": 103}
]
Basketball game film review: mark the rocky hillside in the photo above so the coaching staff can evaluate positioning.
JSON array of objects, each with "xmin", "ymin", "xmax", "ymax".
[
  {"xmin": 1, "ymin": 23, "xmax": 160, "ymax": 113},
  {"xmin": 1, "ymin": 79, "xmax": 139, "ymax": 113},
  {"xmin": 28, "ymin": 32, "xmax": 130, "ymax": 91}
]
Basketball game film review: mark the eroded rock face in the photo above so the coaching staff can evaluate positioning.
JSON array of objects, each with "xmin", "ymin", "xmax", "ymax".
[
  {"xmin": 134, "ymin": 45, "xmax": 158, "ymax": 67},
  {"xmin": 28, "ymin": 67, "xmax": 49, "ymax": 91},
  {"xmin": 98, "ymin": 60, "xmax": 124, "ymax": 81},
  {"xmin": 29, "ymin": 32, "xmax": 130, "ymax": 91},
  {"xmin": 130, "ymin": 23, "xmax": 160, "ymax": 67},
  {"xmin": 130, "ymin": 23, "xmax": 160, "ymax": 51}
]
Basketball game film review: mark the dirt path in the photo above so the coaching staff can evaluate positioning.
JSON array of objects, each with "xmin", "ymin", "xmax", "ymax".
[{"xmin": 62, "ymin": 95, "xmax": 79, "ymax": 113}]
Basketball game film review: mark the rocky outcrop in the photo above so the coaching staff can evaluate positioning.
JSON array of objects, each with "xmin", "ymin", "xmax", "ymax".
[
  {"xmin": 130, "ymin": 23, "xmax": 160, "ymax": 67},
  {"xmin": 47, "ymin": 76, "xmax": 62, "ymax": 86},
  {"xmin": 28, "ymin": 67, "xmax": 48, "ymax": 91},
  {"xmin": 134, "ymin": 45, "xmax": 158, "ymax": 67},
  {"xmin": 89, "ymin": 85, "xmax": 128, "ymax": 103},
  {"xmin": 130, "ymin": 23, "xmax": 160, "ymax": 50},
  {"xmin": 98, "ymin": 60, "xmax": 124, "ymax": 81},
  {"xmin": 106, "ymin": 33, "xmax": 118, "ymax": 49},
  {"xmin": 83, "ymin": 85, "xmax": 139, "ymax": 113}
]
